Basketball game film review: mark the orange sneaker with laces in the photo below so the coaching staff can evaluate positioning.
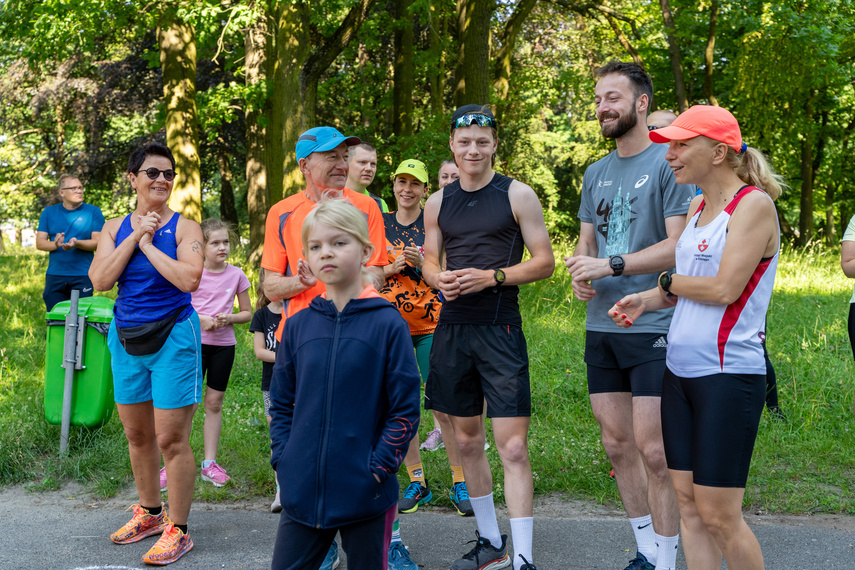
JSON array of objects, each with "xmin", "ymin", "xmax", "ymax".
[
  {"xmin": 110, "ymin": 504, "xmax": 170, "ymax": 545},
  {"xmin": 142, "ymin": 524, "xmax": 194, "ymax": 565}
]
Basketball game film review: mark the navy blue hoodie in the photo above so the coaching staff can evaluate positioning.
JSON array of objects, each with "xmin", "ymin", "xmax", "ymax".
[{"xmin": 269, "ymin": 290, "xmax": 421, "ymax": 528}]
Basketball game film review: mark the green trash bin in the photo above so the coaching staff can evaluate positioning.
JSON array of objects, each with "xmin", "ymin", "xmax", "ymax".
[{"xmin": 45, "ymin": 296, "xmax": 115, "ymax": 427}]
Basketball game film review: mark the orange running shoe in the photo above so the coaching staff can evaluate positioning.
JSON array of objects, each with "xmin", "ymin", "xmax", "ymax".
[
  {"xmin": 110, "ymin": 504, "xmax": 170, "ymax": 545},
  {"xmin": 143, "ymin": 524, "xmax": 194, "ymax": 565}
]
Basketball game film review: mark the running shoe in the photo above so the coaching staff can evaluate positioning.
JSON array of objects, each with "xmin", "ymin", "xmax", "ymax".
[
  {"xmin": 450, "ymin": 531, "xmax": 510, "ymax": 570},
  {"xmin": 110, "ymin": 504, "xmax": 170, "ymax": 545},
  {"xmin": 388, "ymin": 542, "xmax": 419, "ymax": 570},
  {"xmin": 320, "ymin": 541, "xmax": 340, "ymax": 570},
  {"xmin": 201, "ymin": 461, "xmax": 231, "ymax": 487},
  {"xmin": 270, "ymin": 485, "xmax": 282, "ymax": 513},
  {"xmin": 159, "ymin": 467, "xmax": 167, "ymax": 492},
  {"xmin": 449, "ymin": 481, "xmax": 474, "ymax": 516},
  {"xmin": 142, "ymin": 524, "xmax": 193, "ymax": 565},
  {"xmin": 398, "ymin": 480, "xmax": 433, "ymax": 513},
  {"xmin": 624, "ymin": 551, "xmax": 655, "ymax": 570},
  {"xmin": 518, "ymin": 554, "xmax": 537, "ymax": 570},
  {"xmin": 420, "ymin": 428, "xmax": 444, "ymax": 451}
]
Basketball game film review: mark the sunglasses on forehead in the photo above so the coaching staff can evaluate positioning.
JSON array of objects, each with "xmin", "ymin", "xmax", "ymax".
[
  {"xmin": 451, "ymin": 113, "xmax": 497, "ymax": 130},
  {"xmin": 137, "ymin": 167, "xmax": 176, "ymax": 182}
]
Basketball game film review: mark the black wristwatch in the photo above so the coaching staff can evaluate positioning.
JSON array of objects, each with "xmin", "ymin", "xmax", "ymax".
[
  {"xmin": 609, "ymin": 255, "xmax": 625, "ymax": 277},
  {"xmin": 659, "ymin": 271, "xmax": 674, "ymax": 294},
  {"xmin": 493, "ymin": 268, "xmax": 506, "ymax": 286}
]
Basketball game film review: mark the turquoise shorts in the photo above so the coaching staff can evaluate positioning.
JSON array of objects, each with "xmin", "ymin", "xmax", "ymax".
[{"xmin": 108, "ymin": 312, "xmax": 203, "ymax": 409}]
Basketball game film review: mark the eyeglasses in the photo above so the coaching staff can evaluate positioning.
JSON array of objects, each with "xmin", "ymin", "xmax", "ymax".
[
  {"xmin": 61, "ymin": 185, "xmax": 84, "ymax": 191},
  {"xmin": 451, "ymin": 113, "xmax": 497, "ymax": 130},
  {"xmin": 648, "ymin": 125, "xmax": 661, "ymax": 131},
  {"xmin": 137, "ymin": 168, "xmax": 176, "ymax": 182}
]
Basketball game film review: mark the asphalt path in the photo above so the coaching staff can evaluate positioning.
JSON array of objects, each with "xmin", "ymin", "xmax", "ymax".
[{"xmin": 1, "ymin": 484, "xmax": 853, "ymax": 569}]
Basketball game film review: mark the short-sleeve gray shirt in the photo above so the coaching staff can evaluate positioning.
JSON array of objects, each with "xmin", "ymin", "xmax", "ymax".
[{"xmin": 578, "ymin": 142, "xmax": 694, "ymax": 333}]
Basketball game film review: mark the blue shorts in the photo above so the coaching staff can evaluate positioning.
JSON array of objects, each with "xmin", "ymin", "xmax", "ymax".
[{"xmin": 108, "ymin": 312, "xmax": 203, "ymax": 409}]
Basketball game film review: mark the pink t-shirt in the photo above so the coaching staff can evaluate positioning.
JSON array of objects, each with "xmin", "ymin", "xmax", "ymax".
[{"xmin": 191, "ymin": 263, "xmax": 251, "ymax": 346}]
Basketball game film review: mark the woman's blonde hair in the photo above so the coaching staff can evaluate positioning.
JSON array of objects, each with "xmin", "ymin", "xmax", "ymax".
[
  {"xmin": 725, "ymin": 146, "xmax": 787, "ymax": 201},
  {"xmin": 301, "ymin": 199, "xmax": 375, "ymax": 277}
]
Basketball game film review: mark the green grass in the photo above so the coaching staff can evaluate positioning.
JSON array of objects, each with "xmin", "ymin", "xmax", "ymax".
[{"xmin": 1, "ymin": 242, "xmax": 854, "ymax": 514}]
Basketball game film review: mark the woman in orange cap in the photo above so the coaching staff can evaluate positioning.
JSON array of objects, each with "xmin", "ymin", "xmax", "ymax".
[{"xmin": 608, "ymin": 105, "xmax": 784, "ymax": 570}]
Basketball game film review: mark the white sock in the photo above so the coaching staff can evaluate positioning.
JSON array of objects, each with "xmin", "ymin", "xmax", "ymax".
[
  {"xmin": 509, "ymin": 517, "xmax": 533, "ymax": 570},
  {"xmin": 654, "ymin": 532, "xmax": 679, "ymax": 570},
  {"xmin": 470, "ymin": 493, "xmax": 502, "ymax": 547},
  {"xmin": 629, "ymin": 514, "xmax": 657, "ymax": 564}
]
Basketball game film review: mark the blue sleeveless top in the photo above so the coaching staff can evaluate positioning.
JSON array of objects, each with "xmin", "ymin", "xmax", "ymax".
[{"xmin": 113, "ymin": 212, "xmax": 192, "ymax": 328}]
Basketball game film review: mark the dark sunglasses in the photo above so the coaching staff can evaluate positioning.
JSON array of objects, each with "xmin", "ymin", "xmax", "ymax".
[
  {"xmin": 137, "ymin": 167, "xmax": 176, "ymax": 182},
  {"xmin": 648, "ymin": 125, "xmax": 661, "ymax": 131},
  {"xmin": 451, "ymin": 113, "xmax": 497, "ymax": 130}
]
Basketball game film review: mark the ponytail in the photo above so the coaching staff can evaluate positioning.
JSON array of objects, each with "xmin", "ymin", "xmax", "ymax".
[{"xmin": 728, "ymin": 147, "xmax": 786, "ymax": 201}]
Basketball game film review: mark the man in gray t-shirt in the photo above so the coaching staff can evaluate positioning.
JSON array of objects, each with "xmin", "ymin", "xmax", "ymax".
[{"xmin": 564, "ymin": 62, "xmax": 693, "ymax": 570}]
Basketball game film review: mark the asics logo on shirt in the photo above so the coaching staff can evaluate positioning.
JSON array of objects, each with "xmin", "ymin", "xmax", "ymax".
[{"xmin": 634, "ymin": 175, "xmax": 649, "ymax": 188}]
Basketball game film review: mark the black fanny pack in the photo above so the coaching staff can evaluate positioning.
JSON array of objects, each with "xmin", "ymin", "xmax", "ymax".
[{"xmin": 116, "ymin": 305, "xmax": 188, "ymax": 356}]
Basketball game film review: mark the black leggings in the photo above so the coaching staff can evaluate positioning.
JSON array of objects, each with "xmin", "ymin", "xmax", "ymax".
[
  {"xmin": 849, "ymin": 304, "xmax": 855, "ymax": 360},
  {"xmin": 201, "ymin": 344, "xmax": 235, "ymax": 392}
]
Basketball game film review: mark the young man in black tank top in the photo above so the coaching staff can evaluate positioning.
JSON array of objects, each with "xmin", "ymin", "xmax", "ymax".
[{"xmin": 422, "ymin": 105, "xmax": 554, "ymax": 570}]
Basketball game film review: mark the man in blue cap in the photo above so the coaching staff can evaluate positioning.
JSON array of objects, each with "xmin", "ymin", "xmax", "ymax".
[{"xmin": 261, "ymin": 126, "xmax": 389, "ymax": 570}]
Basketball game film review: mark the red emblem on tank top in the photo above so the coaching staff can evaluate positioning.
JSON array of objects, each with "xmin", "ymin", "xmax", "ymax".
[{"xmin": 698, "ymin": 238, "xmax": 709, "ymax": 252}]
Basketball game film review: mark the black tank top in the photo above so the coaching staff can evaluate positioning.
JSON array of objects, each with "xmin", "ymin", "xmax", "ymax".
[{"xmin": 437, "ymin": 173, "xmax": 523, "ymax": 326}]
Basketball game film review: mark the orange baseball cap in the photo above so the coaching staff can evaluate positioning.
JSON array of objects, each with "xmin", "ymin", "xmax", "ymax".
[{"xmin": 649, "ymin": 105, "xmax": 743, "ymax": 153}]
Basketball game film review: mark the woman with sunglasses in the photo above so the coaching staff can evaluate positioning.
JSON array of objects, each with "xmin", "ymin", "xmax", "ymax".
[
  {"xmin": 609, "ymin": 105, "xmax": 784, "ymax": 570},
  {"xmin": 89, "ymin": 142, "xmax": 203, "ymax": 566}
]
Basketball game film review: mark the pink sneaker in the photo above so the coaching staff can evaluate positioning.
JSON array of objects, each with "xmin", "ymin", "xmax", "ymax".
[
  {"xmin": 159, "ymin": 467, "xmax": 167, "ymax": 492},
  {"xmin": 201, "ymin": 461, "xmax": 231, "ymax": 487},
  {"xmin": 419, "ymin": 428, "xmax": 444, "ymax": 451}
]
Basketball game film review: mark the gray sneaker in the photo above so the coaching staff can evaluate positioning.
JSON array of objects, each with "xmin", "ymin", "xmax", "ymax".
[{"xmin": 450, "ymin": 532, "xmax": 511, "ymax": 570}]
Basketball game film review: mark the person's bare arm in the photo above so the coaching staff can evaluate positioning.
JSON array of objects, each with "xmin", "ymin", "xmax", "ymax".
[
  {"xmin": 669, "ymin": 192, "xmax": 778, "ymax": 305},
  {"xmin": 842, "ymin": 240, "xmax": 855, "ymax": 279},
  {"xmin": 72, "ymin": 232, "xmax": 100, "ymax": 252},
  {"xmin": 565, "ymin": 215, "xmax": 686, "ymax": 284},
  {"xmin": 451, "ymin": 181, "xmax": 555, "ymax": 296},
  {"xmin": 253, "ymin": 331, "xmax": 276, "ymax": 363},
  {"xmin": 139, "ymin": 215, "xmax": 204, "ymax": 293},
  {"xmin": 422, "ymin": 189, "xmax": 461, "ymax": 300},
  {"xmin": 89, "ymin": 218, "xmax": 141, "ymax": 291},
  {"xmin": 564, "ymin": 222, "xmax": 599, "ymax": 301}
]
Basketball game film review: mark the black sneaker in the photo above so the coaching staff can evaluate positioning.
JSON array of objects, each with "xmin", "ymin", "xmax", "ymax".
[
  {"xmin": 398, "ymin": 480, "xmax": 433, "ymax": 513},
  {"xmin": 449, "ymin": 481, "xmax": 474, "ymax": 516},
  {"xmin": 450, "ymin": 531, "xmax": 511, "ymax": 570},
  {"xmin": 624, "ymin": 551, "xmax": 655, "ymax": 570},
  {"xmin": 518, "ymin": 554, "xmax": 537, "ymax": 570}
]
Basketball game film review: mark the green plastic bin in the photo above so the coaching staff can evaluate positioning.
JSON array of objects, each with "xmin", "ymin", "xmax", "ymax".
[{"xmin": 45, "ymin": 296, "xmax": 115, "ymax": 427}]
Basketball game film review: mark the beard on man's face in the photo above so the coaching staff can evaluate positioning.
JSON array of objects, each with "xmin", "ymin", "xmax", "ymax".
[{"xmin": 599, "ymin": 101, "xmax": 639, "ymax": 140}]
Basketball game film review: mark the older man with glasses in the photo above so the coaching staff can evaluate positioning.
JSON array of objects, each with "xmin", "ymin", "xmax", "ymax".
[{"xmin": 36, "ymin": 174, "xmax": 105, "ymax": 310}]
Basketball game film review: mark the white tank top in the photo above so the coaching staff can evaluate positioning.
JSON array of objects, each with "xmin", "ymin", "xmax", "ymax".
[{"xmin": 666, "ymin": 186, "xmax": 778, "ymax": 378}]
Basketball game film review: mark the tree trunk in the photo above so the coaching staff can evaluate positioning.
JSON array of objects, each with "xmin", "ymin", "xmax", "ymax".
[
  {"xmin": 158, "ymin": 15, "xmax": 202, "ymax": 222},
  {"xmin": 217, "ymin": 150, "xmax": 238, "ymax": 227},
  {"xmin": 245, "ymin": 4, "xmax": 270, "ymax": 265},
  {"xmin": 393, "ymin": 0, "xmax": 415, "ymax": 142},
  {"xmin": 269, "ymin": 0, "xmax": 375, "ymax": 199},
  {"xmin": 605, "ymin": 15, "xmax": 643, "ymax": 66},
  {"xmin": 798, "ymin": 91, "xmax": 816, "ymax": 245},
  {"xmin": 454, "ymin": 0, "xmax": 494, "ymax": 107},
  {"xmin": 659, "ymin": 0, "xmax": 688, "ymax": 112},
  {"xmin": 703, "ymin": 0, "xmax": 719, "ymax": 106},
  {"xmin": 493, "ymin": 0, "xmax": 537, "ymax": 102},
  {"xmin": 428, "ymin": 9, "xmax": 447, "ymax": 119}
]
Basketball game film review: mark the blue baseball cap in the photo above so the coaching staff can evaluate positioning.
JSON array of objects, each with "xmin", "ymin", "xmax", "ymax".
[{"xmin": 296, "ymin": 126, "xmax": 361, "ymax": 161}]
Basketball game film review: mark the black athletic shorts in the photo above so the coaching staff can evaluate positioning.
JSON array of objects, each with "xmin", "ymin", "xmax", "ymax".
[
  {"xmin": 425, "ymin": 323, "xmax": 530, "ymax": 418},
  {"xmin": 661, "ymin": 368, "xmax": 765, "ymax": 488},
  {"xmin": 849, "ymin": 304, "xmax": 855, "ymax": 361},
  {"xmin": 201, "ymin": 344, "xmax": 236, "ymax": 392},
  {"xmin": 585, "ymin": 331, "xmax": 668, "ymax": 396},
  {"xmin": 43, "ymin": 274, "xmax": 94, "ymax": 311}
]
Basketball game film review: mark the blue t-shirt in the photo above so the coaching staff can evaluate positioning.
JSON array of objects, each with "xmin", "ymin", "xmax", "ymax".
[{"xmin": 37, "ymin": 203, "xmax": 105, "ymax": 276}]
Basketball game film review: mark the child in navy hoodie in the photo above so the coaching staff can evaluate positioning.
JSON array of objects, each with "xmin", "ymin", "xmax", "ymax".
[{"xmin": 269, "ymin": 199, "xmax": 421, "ymax": 570}]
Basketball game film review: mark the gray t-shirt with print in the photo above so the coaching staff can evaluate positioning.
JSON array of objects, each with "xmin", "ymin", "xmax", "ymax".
[{"xmin": 578, "ymin": 142, "xmax": 695, "ymax": 333}]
